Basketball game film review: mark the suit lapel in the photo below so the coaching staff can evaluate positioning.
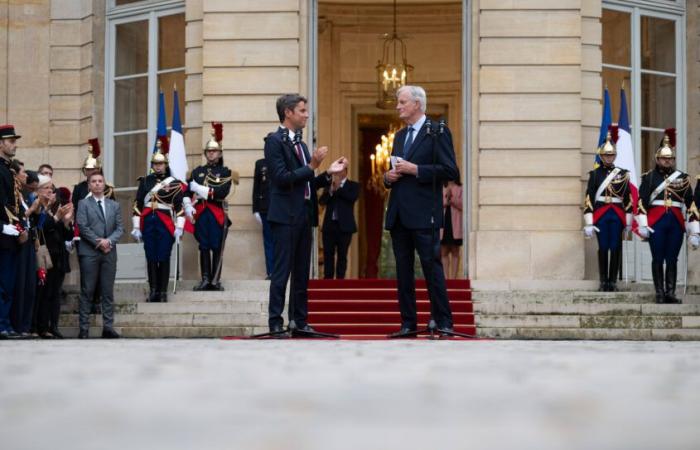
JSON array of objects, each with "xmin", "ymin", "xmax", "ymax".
[
  {"xmin": 393, "ymin": 128, "xmax": 406, "ymax": 157},
  {"xmin": 92, "ymin": 197, "xmax": 106, "ymax": 224},
  {"xmin": 404, "ymin": 124, "xmax": 428, "ymax": 161}
]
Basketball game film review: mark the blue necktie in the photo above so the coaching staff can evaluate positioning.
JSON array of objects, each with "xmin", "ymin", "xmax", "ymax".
[{"xmin": 403, "ymin": 127, "xmax": 415, "ymax": 157}]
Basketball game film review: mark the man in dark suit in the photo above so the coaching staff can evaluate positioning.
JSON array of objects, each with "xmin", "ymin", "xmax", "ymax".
[
  {"xmin": 384, "ymin": 85, "xmax": 459, "ymax": 337},
  {"xmin": 264, "ymin": 93, "xmax": 346, "ymax": 335},
  {"xmin": 252, "ymin": 158, "xmax": 274, "ymax": 279},
  {"xmin": 319, "ymin": 166, "xmax": 359, "ymax": 279},
  {"xmin": 76, "ymin": 172, "xmax": 124, "ymax": 338}
]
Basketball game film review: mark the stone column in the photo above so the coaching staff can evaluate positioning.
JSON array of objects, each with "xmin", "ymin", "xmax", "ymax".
[{"xmin": 474, "ymin": 0, "xmax": 586, "ymax": 282}]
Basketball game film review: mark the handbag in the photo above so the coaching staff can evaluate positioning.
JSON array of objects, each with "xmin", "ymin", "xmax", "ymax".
[{"xmin": 36, "ymin": 228, "xmax": 54, "ymax": 271}]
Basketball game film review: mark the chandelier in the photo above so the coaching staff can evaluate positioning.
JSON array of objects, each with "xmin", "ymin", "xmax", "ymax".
[
  {"xmin": 376, "ymin": 0, "xmax": 412, "ymax": 109},
  {"xmin": 367, "ymin": 128, "xmax": 397, "ymax": 196}
]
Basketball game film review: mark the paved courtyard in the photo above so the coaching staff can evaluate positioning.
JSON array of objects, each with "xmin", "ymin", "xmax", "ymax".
[{"xmin": 1, "ymin": 340, "xmax": 699, "ymax": 450}]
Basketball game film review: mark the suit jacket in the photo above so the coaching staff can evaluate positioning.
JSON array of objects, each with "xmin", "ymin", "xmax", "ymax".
[
  {"xmin": 252, "ymin": 158, "xmax": 270, "ymax": 214},
  {"xmin": 441, "ymin": 184, "xmax": 463, "ymax": 240},
  {"xmin": 320, "ymin": 179, "xmax": 359, "ymax": 234},
  {"xmin": 76, "ymin": 196, "xmax": 124, "ymax": 257},
  {"xmin": 385, "ymin": 121, "xmax": 459, "ymax": 230},
  {"xmin": 264, "ymin": 127, "xmax": 331, "ymax": 226}
]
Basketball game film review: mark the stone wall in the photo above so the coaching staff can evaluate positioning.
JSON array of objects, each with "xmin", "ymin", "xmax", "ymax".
[{"xmin": 473, "ymin": 0, "xmax": 588, "ymax": 280}]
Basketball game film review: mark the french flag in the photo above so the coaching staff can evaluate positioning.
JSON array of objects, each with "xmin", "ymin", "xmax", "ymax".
[{"xmin": 615, "ymin": 87, "xmax": 639, "ymax": 226}]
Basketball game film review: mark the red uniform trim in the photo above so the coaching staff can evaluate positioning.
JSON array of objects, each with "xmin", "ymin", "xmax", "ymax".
[
  {"xmin": 593, "ymin": 204, "xmax": 626, "ymax": 225},
  {"xmin": 140, "ymin": 207, "xmax": 176, "ymax": 236},
  {"xmin": 193, "ymin": 201, "xmax": 225, "ymax": 226},
  {"xmin": 647, "ymin": 206, "xmax": 685, "ymax": 229}
]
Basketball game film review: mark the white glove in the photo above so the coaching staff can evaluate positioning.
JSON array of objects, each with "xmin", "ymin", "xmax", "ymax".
[
  {"xmin": 254, "ymin": 212, "xmax": 262, "ymax": 225},
  {"xmin": 174, "ymin": 227, "xmax": 183, "ymax": 241},
  {"xmin": 131, "ymin": 228, "xmax": 142, "ymax": 242},
  {"xmin": 638, "ymin": 227, "xmax": 650, "ymax": 239},
  {"xmin": 185, "ymin": 204, "xmax": 196, "ymax": 219},
  {"xmin": 2, "ymin": 224, "xmax": 19, "ymax": 236},
  {"xmin": 624, "ymin": 214, "xmax": 633, "ymax": 234},
  {"xmin": 583, "ymin": 225, "xmax": 599, "ymax": 238},
  {"xmin": 689, "ymin": 235, "xmax": 700, "ymax": 250},
  {"xmin": 189, "ymin": 181, "xmax": 210, "ymax": 199},
  {"xmin": 64, "ymin": 240, "xmax": 73, "ymax": 253}
]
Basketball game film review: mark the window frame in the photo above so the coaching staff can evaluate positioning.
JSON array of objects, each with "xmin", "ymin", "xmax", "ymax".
[
  {"xmin": 602, "ymin": 1, "xmax": 686, "ymax": 172},
  {"xmin": 104, "ymin": 2, "xmax": 185, "ymax": 190}
]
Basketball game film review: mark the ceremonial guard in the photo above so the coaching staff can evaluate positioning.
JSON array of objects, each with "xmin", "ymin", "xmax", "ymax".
[
  {"xmin": 72, "ymin": 139, "xmax": 115, "ymax": 207},
  {"xmin": 583, "ymin": 127, "xmax": 633, "ymax": 292},
  {"xmin": 131, "ymin": 141, "xmax": 186, "ymax": 303},
  {"xmin": 636, "ymin": 128, "xmax": 698, "ymax": 304},
  {"xmin": 693, "ymin": 177, "xmax": 700, "ymax": 249},
  {"xmin": 185, "ymin": 123, "xmax": 236, "ymax": 291},
  {"xmin": 0, "ymin": 125, "xmax": 27, "ymax": 338}
]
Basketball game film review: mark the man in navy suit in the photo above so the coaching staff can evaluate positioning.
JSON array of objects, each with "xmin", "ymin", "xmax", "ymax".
[
  {"xmin": 319, "ymin": 166, "xmax": 359, "ymax": 279},
  {"xmin": 264, "ymin": 93, "xmax": 346, "ymax": 335},
  {"xmin": 384, "ymin": 85, "xmax": 459, "ymax": 337}
]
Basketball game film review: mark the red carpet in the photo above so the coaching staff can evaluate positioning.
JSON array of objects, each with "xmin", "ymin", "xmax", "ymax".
[{"xmin": 307, "ymin": 278, "xmax": 476, "ymax": 338}]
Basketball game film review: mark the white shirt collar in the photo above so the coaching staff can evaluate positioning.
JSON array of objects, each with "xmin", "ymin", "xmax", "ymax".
[
  {"xmin": 408, "ymin": 114, "xmax": 427, "ymax": 133},
  {"xmin": 93, "ymin": 194, "xmax": 105, "ymax": 202}
]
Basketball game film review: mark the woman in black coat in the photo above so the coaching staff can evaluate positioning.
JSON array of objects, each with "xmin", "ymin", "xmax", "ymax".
[{"xmin": 34, "ymin": 179, "xmax": 73, "ymax": 339}]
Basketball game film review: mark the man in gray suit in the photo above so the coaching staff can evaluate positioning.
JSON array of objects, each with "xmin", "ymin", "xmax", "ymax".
[{"xmin": 76, "ymin": 172, "xmax": 123, "ymax": 338}]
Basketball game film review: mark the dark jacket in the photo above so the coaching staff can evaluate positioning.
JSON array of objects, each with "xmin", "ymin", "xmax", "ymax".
[
  {"xmin": 252, "ymin": 158, "xmax": 270, "ymax": 214},
  {"xmin": 263, "ymin": 127, "xmax": 331, "ymax": 226},
  {"xmin": 384, "ymin": 121, "xmax": 459, "ymax": 230},
  {"xmin": 319, "ymin": 179, "xmax": 359, "ymax": 234}
]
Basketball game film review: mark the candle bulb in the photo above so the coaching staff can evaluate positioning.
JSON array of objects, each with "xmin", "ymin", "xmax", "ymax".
[{"xmin": 370, "ymin": 154, "xmax": 375, "ymax": 176}]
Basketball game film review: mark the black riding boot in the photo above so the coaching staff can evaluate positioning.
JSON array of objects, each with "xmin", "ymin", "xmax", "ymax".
[
  {"xmin": 608, "ymin": 248, "xmax": 621, "ymax": 292},
  {"xmin": 651, "ymin": 262, "xmax": 665, "ymax": 304},
  {"xmin": 597, "ymin": 250, "xmax": 609, "ymax": 292},
  {"xmin": 664, "ymin": 262, "xmax": 681, "ymax": 304},
  {"xmin": 158, "ymin": 260, "xmax": 170, "ymax": 303},
  {"xmin": 209, "ymin": 249, "xmax": 224, "ymax": 291},
  {"xmin": 194, "ymin": 250, "xmax": 211, "ymax": 291},
  {"xmin": 147, "ymin": 261, "xmax": 159, "ymax": 302}
]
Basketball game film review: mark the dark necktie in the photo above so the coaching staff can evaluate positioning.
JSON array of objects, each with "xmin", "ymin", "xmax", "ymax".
[
  {"xmin": 403, "ymin": 127, "xmax": 415, "ymax": 156},
  {"xmin": 97, "ymin": 200, "xmax": 107, "ymax": 237},
  {"xmin": 295, "ymin": 143, "xmax": 311, "ymax": 199}
]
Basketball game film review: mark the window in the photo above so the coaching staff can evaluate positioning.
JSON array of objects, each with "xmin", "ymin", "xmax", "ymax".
[
  {"xmin": 601, "ymin": 3, "xmax": 685, "ymax": 173},
  {"xmin": 105, "ymin": 3, "xmax": 185, "ymax": 242}
]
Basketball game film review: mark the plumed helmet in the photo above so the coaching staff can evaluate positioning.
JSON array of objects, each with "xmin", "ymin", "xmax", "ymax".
[
  {"xmin": 83, "ymin": 138, "xmax": 102, "ymax": 170},
  {"xmin": 151, "ymin": 138, "xmax": 169, "ymax": 164},
  {"xmin": 656, "ymin": 128, "xmax": 676, "ymax": 159},
  {"xmin": 204, "ymin": 122, "xmax": 223, "ymax": 152},
  {"xmin": 598, "ymin": 126, "xmax": 618, "ymax": 156}
]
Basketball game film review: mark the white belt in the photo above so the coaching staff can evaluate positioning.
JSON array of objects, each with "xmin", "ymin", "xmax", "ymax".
[
  {"xmin": 148, "ymin": 202, "xmax": 174, "ymax": 212},
  {"xmin": 595, "ymin": 196, "xmax": 622, "ymax": 204},
  {"xmin": 651, "ymin": 200, "xmax": 684, "ymax": 209}
]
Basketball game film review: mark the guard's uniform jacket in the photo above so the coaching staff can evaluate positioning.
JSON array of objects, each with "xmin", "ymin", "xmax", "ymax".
[
  {"xmin": 187, "ymin": 162, "xmax": 232, "ymax": 251},
  {"xmin": 0, "ymin": 157, "xmax": 22, "ymax": 251},
  {"xmin": 133, "ymin": 170, "xmax": 185, "ymax": 261},
  {"xmin": 638, "ymin": 167, "xmax": 696, "ymax": 232},
  {"xmin": 584, "ymin": 164, "xmax": 633, "ymax": 227}
]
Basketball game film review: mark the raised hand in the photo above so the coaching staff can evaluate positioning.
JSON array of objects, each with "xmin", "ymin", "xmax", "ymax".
[
  {"xmin": 310, "ymin": 146, "xmax": 329, "ymax": 169},
  {"xmin": 327, "ymin": 157, "xmax": 346, "ymax": 174}
]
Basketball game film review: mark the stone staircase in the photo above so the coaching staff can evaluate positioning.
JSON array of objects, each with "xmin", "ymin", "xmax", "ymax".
[
  {"xmin": 474, "ymin": 289, "xmax": 700, "ymax": 341},
  {"xmin": 58, "ymin": 280, "xmax": 700, "ymax": 340},
  {"xmin": 59, "ymin": 280, "xmax": 271, "ymax": 338}
]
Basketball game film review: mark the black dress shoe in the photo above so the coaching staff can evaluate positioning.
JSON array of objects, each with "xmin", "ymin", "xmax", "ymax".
[
  {"xmin": 389, "ymin": 327, "xmax": 417, "ymax": 338},
  {"xmin": 102, "ymin": 328, "xmax": 120, "ymax": 339},
  {"xmin": 438, "ymin": 327, "xmax": 455, "ymax": 338},
  {"xmin": 78, "ymin": 330, "xmax": 89, "ymax": 339},
  {"xmin": 49, "ymin": 328, "xmax": 64, "ymax": 339}
]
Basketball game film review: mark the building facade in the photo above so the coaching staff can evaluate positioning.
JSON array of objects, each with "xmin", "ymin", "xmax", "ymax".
[{"xmin": 1, "ymin": 0, "xmax": 698, "ymax": 285}]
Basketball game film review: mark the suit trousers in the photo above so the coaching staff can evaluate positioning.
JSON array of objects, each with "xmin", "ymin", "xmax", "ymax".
[
  {"xmin": 78, "ymin": 251, "xmax": 117, "ymax": 331},
  {"xmin": 10, "ymin": 240, "xmax": 37, "ymax": 333},
  {"xmin": 268, "ymin": 204, "xmax": 312, "ymax": 329},
  {"xmin": 322, "ymin": 221, "xmax": 352, "ymax": 279},
  {"xmin": 260, "ymin": 212, "xmax": 274, "ymax": 277},
  {"xmin": 0, "ymin": 248, "xmax": 18, "ymax": 332},
  {"xmin": 390, "ymin": 218, "xmax": 453, "ymax": 329}
]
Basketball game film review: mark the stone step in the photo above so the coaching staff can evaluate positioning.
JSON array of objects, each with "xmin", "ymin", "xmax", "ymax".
[
  {"xmin": 476, "ymin": 314, "xmax": 699, "ymax": 329},
  {"xmin": 473, "ymin": 290, "xmax": 700, "ymax": 304},
  {"xmin": 61, "ymin": 294, "xmax": 269, "ymax": 312},
  {"xmin": 478, "ymin": 327, "xmax": 700, "ymax": 341},
  {"xmin": 59, "ymin": 312, "xmax": 268, "ymax": 328},
  {"xmin": 56, "ymin": 326, "xmax": 268, "ymax": 339},
  {"xmin": 474, "ymin": 303, "xmax": 700, "ymax": 316}
]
